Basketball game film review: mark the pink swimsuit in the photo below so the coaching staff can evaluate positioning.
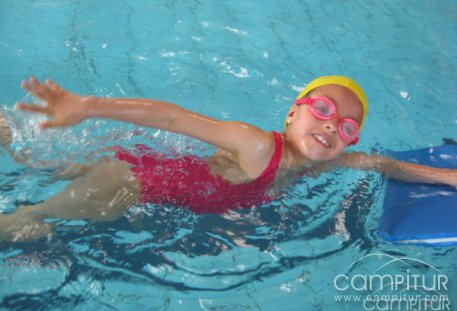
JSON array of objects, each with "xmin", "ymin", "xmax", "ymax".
[{"xmin": 115, "ymin": 132, "xmax": 283, "ymax": 214}]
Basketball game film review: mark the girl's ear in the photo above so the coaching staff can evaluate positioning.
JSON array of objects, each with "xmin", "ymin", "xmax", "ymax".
[{"xmin": 286, "ymin": 108, "xmax": 295, "ymax": 125}]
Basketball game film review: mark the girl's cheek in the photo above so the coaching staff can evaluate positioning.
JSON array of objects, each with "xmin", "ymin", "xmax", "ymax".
[{"xmin": 289, "ymin": 122, "xmax": 309, "ymax": 139}]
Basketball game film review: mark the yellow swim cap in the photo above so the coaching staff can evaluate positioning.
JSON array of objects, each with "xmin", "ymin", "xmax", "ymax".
[{"xmin": 288, "ymin": 75, "xmax": 368, "ymax": 129}]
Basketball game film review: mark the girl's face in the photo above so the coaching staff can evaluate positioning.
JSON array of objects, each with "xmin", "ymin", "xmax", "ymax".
[{"xmin": 285, "ymin": 84, "xmax": 364, "ymax": 162}]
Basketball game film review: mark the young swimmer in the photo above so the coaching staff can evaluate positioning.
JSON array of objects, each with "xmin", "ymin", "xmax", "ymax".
[{"xmin": 0, "ymin": 75, "xmax": 456, "ymax": 241}]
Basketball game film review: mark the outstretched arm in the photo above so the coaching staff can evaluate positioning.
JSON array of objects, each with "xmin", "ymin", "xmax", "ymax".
[
  {"xmin": 332, "ymin": 152, "xmax": 457, "ymax": 188},
  {"xmin": 16, "ymin": 77, "xmax": 275, "ymax": 177}
]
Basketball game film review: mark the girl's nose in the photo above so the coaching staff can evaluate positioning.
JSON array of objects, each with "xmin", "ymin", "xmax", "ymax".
[{"xmin": 323, "ymin": 119, "xmax": 338, "ymax": 135}]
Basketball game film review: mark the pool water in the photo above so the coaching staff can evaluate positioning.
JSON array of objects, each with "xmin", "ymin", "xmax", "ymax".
[{"xmin": 0, "ymin": 1, "xmax": 456, "ymax": 310}]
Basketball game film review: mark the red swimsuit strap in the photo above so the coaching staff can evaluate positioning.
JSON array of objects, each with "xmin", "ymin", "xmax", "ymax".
[{"xmin": 256, "ymin": 131, "xmax": 283, "ymax": 181}]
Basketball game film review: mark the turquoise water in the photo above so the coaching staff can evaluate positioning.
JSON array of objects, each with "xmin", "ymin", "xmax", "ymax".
[{"xmin": 0, "ymin": 1, "xmax": 456, "ymax": 310}]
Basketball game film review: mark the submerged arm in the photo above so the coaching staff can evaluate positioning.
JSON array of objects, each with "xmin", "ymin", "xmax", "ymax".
[{"xmin": 332, "ymin": 152, "xmax": 457, "ymax": 188}]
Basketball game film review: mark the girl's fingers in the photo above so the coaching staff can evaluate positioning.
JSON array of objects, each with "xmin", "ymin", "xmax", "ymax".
[
  {"xmin": 28, "ymin": 77, "xmax": 51, "ymax": 99},
  {"xmin": 21, "ymin": 77, "xmax": 52, "ymax": 101},
  {"xmin": 39, "ymin": 119, "xmax": 61, "ymax": 129},
  {"xmin": 15, "ymin": 103, "xmax": 49, "ymax": 114},
  {"xmin": 45, "ymin": 79, "xmax": 63, "ymax": 93}
]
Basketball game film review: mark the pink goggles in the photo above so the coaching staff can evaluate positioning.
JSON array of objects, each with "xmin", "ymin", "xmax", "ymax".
[{"xmin": 294, "ymin": 96, "xmax": 360, "ymax": 145}]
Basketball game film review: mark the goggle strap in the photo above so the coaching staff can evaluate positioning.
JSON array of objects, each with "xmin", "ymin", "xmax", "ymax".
[
  {"xmin": 294, "ymin": 98, "xmax": 312, "ymax": 105},
  {"xmin": 348, "ymin": 137, "xmax": 359, "ymax": 146}
]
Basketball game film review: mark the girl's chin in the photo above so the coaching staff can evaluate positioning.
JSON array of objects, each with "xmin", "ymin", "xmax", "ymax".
[
  {"xmin": 304, "ymin": 152, "xmax": 335, "ymax": 162},
  {"xmin": 301, "ymin": 144, "xmax": 340, "ymax": 161},
  {"xmin": 291, "ymin": 136, "xmax": 342, "ymax": 161}
]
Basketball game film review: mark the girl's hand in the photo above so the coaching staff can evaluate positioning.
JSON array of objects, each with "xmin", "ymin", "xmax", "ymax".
[{"xmin": 16, "ymin": 76, "xmax": 95, "ymax": 129}]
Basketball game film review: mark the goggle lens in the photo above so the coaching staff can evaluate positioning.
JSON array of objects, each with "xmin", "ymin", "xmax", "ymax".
[
  {"xmin": 340, "ymin": 120, "xmax": 358, "ymax": 142},
  {"xmin": 312, "ymin": 98, "xmax": 335, "ymax": 118}
]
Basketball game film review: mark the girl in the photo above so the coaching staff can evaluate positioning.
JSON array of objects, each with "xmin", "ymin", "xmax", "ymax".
[{"xmin": 0, "ymin": 75, "xmax": 455, "ymax": 241}]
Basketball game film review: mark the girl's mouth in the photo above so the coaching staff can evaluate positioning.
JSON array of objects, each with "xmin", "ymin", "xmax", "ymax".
[{"xmin": 312, "ymin": 133, "xmax": 331, "ymax": 148}]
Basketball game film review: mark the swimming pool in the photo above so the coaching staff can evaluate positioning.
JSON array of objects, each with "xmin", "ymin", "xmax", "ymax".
[{"xmin": 0, "ymin": 1, "xmax": 456, "ymax": 310}]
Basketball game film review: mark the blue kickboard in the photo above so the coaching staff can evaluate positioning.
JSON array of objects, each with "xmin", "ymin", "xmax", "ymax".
[{"xmin": 379, "ymin": 145, "xmax": 457, "ymax": 246}]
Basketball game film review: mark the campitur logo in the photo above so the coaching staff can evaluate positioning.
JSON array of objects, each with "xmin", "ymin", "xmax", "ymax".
[{"xmin": 333, "ymin": 253, "xmax": 451, "ymax": 310}]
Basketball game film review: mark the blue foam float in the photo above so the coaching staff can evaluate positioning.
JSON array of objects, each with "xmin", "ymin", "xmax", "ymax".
[{"xmin": 379, "ymin": 145, "xmax": 457, "ymax": 246}]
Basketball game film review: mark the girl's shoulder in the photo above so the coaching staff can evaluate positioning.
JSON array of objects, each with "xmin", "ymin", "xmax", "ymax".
[{"xmin": 229, "ymin": 129, "xmax": 278, "ymax": 180}]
